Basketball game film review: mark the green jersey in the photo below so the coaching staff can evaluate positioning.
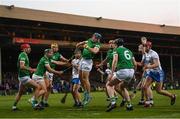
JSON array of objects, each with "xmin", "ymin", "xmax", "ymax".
[
  {"xmin": 50, "ymin": 52, "xmax": 61, "ymax": 69},
  {"xmin": 106, "ymin": 49, "xmax": 114, "ymax": 68},
  {"xmin": 113, "ymin": 46, "xmax": 134, "ymax": 70},
  {"xmin": 34, "ymin": 56, "xmax": 50, "ymax": 77},
  {"xmin": 82, "ymin": 38, "xmax": 101, "ymax": 59},
  {"xmin": 17, "ymin": 52, "xmax": 30, "ymax": 77}
]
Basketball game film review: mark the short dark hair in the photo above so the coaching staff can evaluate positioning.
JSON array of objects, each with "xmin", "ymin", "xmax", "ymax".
[{"xmin": 114, "ymin": 38, "xmax": 124, "ymax": 46}]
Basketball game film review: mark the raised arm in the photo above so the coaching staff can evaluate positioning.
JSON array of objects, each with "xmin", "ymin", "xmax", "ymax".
[
  {"xmin": 45, "ymin": 64, "xmax": 63, "ymax": 76},
  {"xmin": 76, "ymin": 41, "xmax": 87, "ymax": 48},
  {"xmin": 84, "ymin": 44, "xmax": 100, "ymax": 54}
]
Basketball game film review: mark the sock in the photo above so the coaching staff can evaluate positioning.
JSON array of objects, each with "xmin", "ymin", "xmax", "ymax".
[{"xmin": 110, "ymin": 97, "xmax": 116, "ymax": 105}]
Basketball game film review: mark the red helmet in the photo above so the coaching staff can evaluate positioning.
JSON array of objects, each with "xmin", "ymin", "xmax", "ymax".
[
  {"xmin": 20, "ymin": 44, "xmax": 30, "ymax": 50},
  {"xmin": 145, "ymin": 41, "xmax": 152, "ymax": 48}
]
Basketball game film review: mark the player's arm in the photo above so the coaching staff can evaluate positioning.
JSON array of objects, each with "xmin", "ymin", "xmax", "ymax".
[
  {"xmin": 96, "ymin": 57, "xmax": 108, "ymax": 67},
  {"xmin": 111, "ymin": 53, "xmax": 118, "ymax": 74},
  {"xmin": 84, "ymin": 44, "xmax": 100, "ymax": 54},
  {"xmin": 144, "ymin": 58, "xmax": 159, "ymax": 69},
  {"xmin": 136, "ymin": 61, "xmax": 144, "ymax": 67},
  {"xmin": 60, "ymin": 55, "xmax": 69, "ymax": 62},
  {"xmin": 45, "ymin": 64, "xmax": 63, "ymax": 76},
  {"xmin": 20, "ymin": 61, "xmax": 36, "ymax": 73},
  {"xmin": 51, "ymin": 60, "xmax": 68, "ymax": 66},
  {"xmin": 76, "ymin": 41, "xmax": 87, "ymax": 48},
  {"xmin": 97, "ymin": 68, "xmax": 105, "ymax": 75}
]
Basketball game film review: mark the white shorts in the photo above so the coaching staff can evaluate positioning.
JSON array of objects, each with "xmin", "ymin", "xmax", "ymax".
[
  {"xmin": 18, "ymin": 76, "xmax": 31, "ymax": 85},
  {"xmin": 79, "ymin": 58, "xmax": 93, "ymax": 72},
  {"xmin": 114, "ymin": 69, "xmax": 135, "ymax": 82},
  {"xmin": 45, "ymin": 71, "xmax": 54, "ymax": 81},
  {"xmin": 32, "ymin": 74, "xmax": 44, "ymax": 83}
]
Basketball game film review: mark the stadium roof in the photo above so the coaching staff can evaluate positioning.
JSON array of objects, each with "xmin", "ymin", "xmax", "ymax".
[{"xmin": 1, "ymin": 5, "xmax": 180, "ymax": 35}]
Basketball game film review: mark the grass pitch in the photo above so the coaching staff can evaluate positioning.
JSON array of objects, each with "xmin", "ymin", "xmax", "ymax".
[{"xmin": 0, "ymin": 90, "xmax": 179, "ymax": 118}]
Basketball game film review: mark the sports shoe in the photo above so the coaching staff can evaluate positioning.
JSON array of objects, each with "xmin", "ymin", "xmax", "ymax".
[
  {"xmin": 12, "ymin": 106, "xmax": 19, "ymax": 111},
  {"xmin": 77, "ymin": 102, "xmax": 83, "ymax": 108},
  {"xmin": 138, "ymin": 100, "xmax": 145, "ymax": 105},
  {"xmin": 39, "ymin": 101, "xmax": 45, "ymax": 107},
  {"xmin": 144, "ymin": 101, "xmax": 153, "ymax": 108},
  {"xmin": 126, "ymin": 104, "xmax": 133, "ymax": 111},
  {"xmin": 106, "ymin": 103, "xmax": 117, "ymax": 112},
  {"xmin": 33, "ymin": 104, "xmax": 44, "ymax": 110},
  {"xmin": 171, "ymin": 94, "xmax": 176, "ymax": 105}
]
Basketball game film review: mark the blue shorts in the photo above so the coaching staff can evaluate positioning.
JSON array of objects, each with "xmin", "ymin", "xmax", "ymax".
[
  {"xmin": 71, "ymin": 78, "xmax": 81, "ymax": 85},
  {"xmin": 147, "ymin": 70, "xmax": 164, "ymax": 82}
]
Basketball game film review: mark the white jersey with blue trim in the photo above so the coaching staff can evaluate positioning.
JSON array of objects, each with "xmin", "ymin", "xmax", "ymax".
[
  {"xmin": 142, "ymin": 49, "xmax": 162, "ymax": 71},
  {"xmin": 72, "ymin": 58, "xmax": 80, "ymax": 79}
]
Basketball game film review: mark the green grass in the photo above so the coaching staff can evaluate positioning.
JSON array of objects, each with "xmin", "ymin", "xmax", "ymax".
[{"xmin": 0, "ymin": 90, "xmax": 180, "ymax": 118}]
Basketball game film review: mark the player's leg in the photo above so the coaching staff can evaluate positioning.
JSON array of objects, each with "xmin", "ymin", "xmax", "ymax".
[
  {"xmin": 81, "ymin": 70, "xmax": 91, "ymax": 105},
  {"xmin": 141, "ymin": 77, "xmax": 154, "ymax": 105},
  {"xmin": 119, "ymin": 82, "xmax": 133, "ymax": 110},
  {"xmin": 27, "ymin": 79, "xmax": 41, "ymax": 107},
  {"xmin": 71, "ymin": 81, "xmax": 78, "ymax": 107},
  {"xmin": 114, "ymin": 83, "xmax": 126, "ymax": 107},
  {"xmin": 155, "ymin": 82, "xmax": 176, "ymax": 105},
  {"xmin": 74, "ymin": 83, "xmax": 82, "ymax": 107},
  {"xmin": 106, "ymin": 76, "xmax": 121, "ymax": 112},
  {"xmin": 12, "ymin": 83, "xmax": 25, "ymax": 110},
  {"xmin": 43, "ymin": 77, "xmax": 51, "ymax": 107},
  {"xmin": 105, "ymin": 74, "xmax": 113, "ymax": 100},
  {"xmin": 143, "ymin": 77, "xmax": 153, "ymax": 107},
  {"xmin": 138, "ymin": 79, "xmax": 145, "ymax": 105}
]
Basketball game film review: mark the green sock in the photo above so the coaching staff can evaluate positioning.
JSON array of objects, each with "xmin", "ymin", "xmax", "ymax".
[{"xmin": 110, "ymin": 97, "xmax": 116, "ymax": 104}]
